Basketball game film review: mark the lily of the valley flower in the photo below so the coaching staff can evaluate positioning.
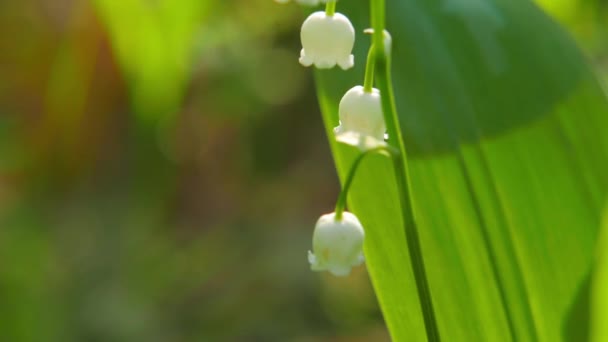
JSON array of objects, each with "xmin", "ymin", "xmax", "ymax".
[
  {"xmin": 335, "ymin": 85, "xmax": 386, "ymax": 150},
  {"xmin": 299, "ymin": 12, "xmax": 355, "ymax": 70},
  {"xmin": 308, "ymin": 211, "xmax": 365, "ymax": 276}
]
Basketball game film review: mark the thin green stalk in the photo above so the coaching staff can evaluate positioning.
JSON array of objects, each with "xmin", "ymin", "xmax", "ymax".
[
  {"xmin": 363, "ymin": 46, "xmax": 375, "ymax": 93},
  {"xmin": 370, "ymin": 0, "xmax": 441, "ymax": 341},
  {"xmin": 334, "ymin": 146, "xmax": 393, "ymax": 220},
  {"xmin": 325, "ymin": 0, "xmax": 336, "ymax": 16}
]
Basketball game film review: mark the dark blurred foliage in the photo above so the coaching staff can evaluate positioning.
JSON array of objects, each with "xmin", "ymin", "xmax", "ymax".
[
  {"xmin": 0, "ymin": 0, "xmax": 385, "ymax": 340},
  {"xmin": 0, "ymin": 0, "xmax": 605, "ymax": 341}
]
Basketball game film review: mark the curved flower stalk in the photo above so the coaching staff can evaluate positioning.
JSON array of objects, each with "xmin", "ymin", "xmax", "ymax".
[
  {"xmin": 335, "ymin": 85, "xmax": 386, "ymax": 150},
  {"xmin": 291, "ymin": 0, "xmax": 440, "ymax": 336},
  {"xmin": 299, "ymin": 12, "xmax": 355, "ymax": 70},
  {"xmin": 308, "ymin": 211, "xmax": 365, "ymax": 276}
]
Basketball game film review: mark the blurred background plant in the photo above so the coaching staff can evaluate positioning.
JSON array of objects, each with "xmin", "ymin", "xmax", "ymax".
[{"xmin": 0, "ymin": 0, "xmax": 605, "ymax": 341}]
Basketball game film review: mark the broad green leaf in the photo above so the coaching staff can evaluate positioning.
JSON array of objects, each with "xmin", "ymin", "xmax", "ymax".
[
  {"xmin": 591, "ymin": 207, "xmax": 608, "ymax": 342},
  {"xmin": 315, "ymin": 0, "xmax": 608, "ymax": 340}
]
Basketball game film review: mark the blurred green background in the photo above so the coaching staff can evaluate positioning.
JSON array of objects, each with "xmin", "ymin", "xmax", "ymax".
[{"xmin": 0, "ymin": 0, "xmax": 605, "ymax": 341}]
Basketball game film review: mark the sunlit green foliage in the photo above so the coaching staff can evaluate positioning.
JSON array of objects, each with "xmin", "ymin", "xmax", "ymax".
[
  {"xmin": 0, "ymin": 0, "xmax": 607, "ymax": 341},
  {"xmin": 591, "ymin": 207, "xmax": 608, "ymax": 342},
  {"xmin": 316, "ymin": 0, "xmax": 608, "ymax": 340}
]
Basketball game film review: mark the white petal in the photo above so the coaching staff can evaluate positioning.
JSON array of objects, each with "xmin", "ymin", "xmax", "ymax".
[
  {"xmin": 353, "ymin": 253, "xmax": 365, "ymax": 266},
  {"xmin": 335, "ymin": 130, "xmax": 387, "ymax": 151},
  {"xmin": 337, "ymin": 54, "xmax": 354, "ymax": 70},
  {"xmin": 309, "ymin": 251, "xmax": 327, "ymax": 271},
  {"xmin": 315, "ymin": 58, "xmax": 336, "ymax": 69},
  {"xmin": 328, "ymin": 266, "xmax": 352, "ymax": 277},
  {"xmin": 299, "ymin": 49, "xmax": 314, "ymax": 67},
  {"xmin": 308, "ymin": 250, "xmax": 317, "ymax": 265}
]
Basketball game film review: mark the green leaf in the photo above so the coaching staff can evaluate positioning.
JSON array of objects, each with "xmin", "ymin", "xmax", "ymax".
[
  {"xmin": 93, "ymin": 0, "xmax": 212, "ymax": 120},
  {"xmin": 315, "ymin": 0, "xmax": 608, "ymax": 340},
  {"xmin": 591, "ymin": 207, "xmax": 608, "ymax": 342}
]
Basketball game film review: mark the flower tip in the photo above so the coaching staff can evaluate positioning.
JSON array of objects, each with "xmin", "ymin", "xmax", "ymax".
[
  {"xmin": 315, "ymin": 59, "xmax": 336, "ymax": 69},
  {"xmin": 338, "ymin": 55, "xmax": 355, "ymax": 70},
  {"xmin": 299, "ymin": 50, "xmax": 314, "ymax": 67},
  {"xmin": 335, "ymin": 130, "xmax": 387, "ymax": 151},
  {"xmin": 308, "ymin": 251, "xmax": 324, "ymax": 271},
  {"xmin": 328, "ymin": 267, "xmax": 352, "ymax": 277}
]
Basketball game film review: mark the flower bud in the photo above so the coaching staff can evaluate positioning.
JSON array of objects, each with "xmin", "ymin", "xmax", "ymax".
[
  {"xmin": 299, "ymin": 12, "xmax": 355, "ymax": 70},
  {"xmin": 308, "ymin": 211, "xmax": 365, "ymax": 276},
  {"xmin": 363, "ymin": 28, "xmax": 392, "ymax": 56},
  {"xmin": 335, "ymin": 86, "xmax": 386, "ymax": 149}
]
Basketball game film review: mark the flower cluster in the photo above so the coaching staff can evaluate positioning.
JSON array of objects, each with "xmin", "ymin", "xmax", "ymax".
[{"xmin": 274, "ymin": 0, "xmax": 391, "ymax": 276}]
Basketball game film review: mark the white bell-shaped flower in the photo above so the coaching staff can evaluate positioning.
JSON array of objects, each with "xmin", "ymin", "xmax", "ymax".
[
  {"xmin": 299, "ymin": 12, "xmax": 355, "ymax": 70},
  {"xmin": 308, "ymin": 211, "xmax": 365, "ymax": 276},
  {"xmin": 335, "ymin": 86, "xmax": 386, "ymax": 150}
]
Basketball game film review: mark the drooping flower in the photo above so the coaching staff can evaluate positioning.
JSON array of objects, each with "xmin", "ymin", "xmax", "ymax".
[
  {"xmin": 335, "ymin": 85, "xmax": 386, "ymax": 150},
  {"xmin": 299, "ymin": 11, "xmax": 355, "ymax": 70},
  {"xmin": 308, "ymin": 211, "xmax": 365, "ymax": 276}
]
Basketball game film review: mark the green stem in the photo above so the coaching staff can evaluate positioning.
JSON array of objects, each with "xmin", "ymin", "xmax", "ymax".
[
  {"xmin": 370, "ymin": 0, "xmax": 441, "ymax": 341},
  {"xmin": 325, "ymin": 0, "xmax": 336, "ymax": 16},
  {"xmin": 334, "ymin": 146, "xmax": 393, "ymax": 221},
  {"xmin": 363, "ymin": 45, "xmax": 375, "ymax": 93}
]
